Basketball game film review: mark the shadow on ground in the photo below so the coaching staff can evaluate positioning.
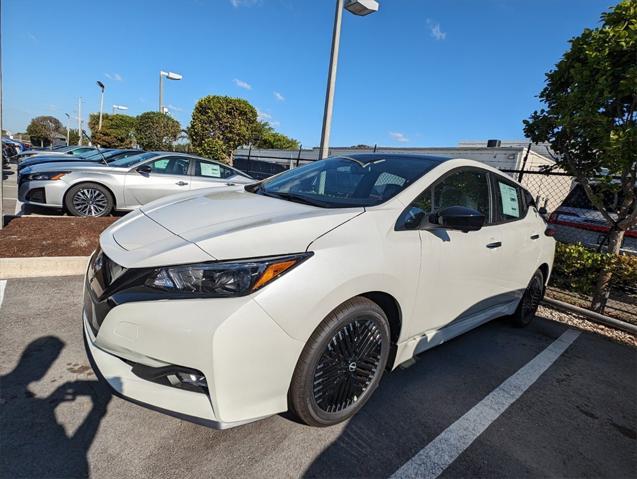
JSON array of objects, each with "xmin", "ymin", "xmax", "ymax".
[{"xmin": 0, "ymin": 336, "xmax": 114, "ymax": 479}]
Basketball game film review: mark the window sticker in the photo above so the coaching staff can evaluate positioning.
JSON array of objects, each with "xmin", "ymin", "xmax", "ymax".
[
  {"xmin": 201, "ymin": 162, "xmax": 221, "ymax": 177},
  {"xmin": 499, "ymin": 182, "xmax": 520, "ymax": 217},
  {"xmin": 153, "ymin": 159, "xmax": 169, "ymax": 170}
]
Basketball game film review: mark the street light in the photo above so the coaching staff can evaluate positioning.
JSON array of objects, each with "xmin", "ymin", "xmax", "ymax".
[
  {"xmin": 96, "ymin": 81, "xmax": 105, "ymax": 131},
  {"xmin": 64, "ymin": 113, "xmax": 71, "ymax": 145},
  {"xmin": 112, "ymin": 104, "xmax": 128, "ymax": 114},
  {"xmin": 318, "ymin": 0, "xmax": 379, "ymax": 159},
  {"xmin": 159, "ymin": 70, "xmax": 182, "ymax": 113}
]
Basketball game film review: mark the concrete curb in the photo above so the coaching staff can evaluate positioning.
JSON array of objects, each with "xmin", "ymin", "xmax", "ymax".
[{"xmin": 0, "ymin": 256, "xmax": 89, "ymax": 279}]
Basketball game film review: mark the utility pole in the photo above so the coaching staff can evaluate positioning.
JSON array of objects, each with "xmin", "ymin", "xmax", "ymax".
[
  {"xmin": 65, "ymin": 113, "xmax": 70, "ymax": 145},
  {"xmin": 0, "ymin": 12, "xmax": 4, "ymax": 229},
  {"xmin": 77, "ymin": 97, "xmax": 82, "ymax": 145}
]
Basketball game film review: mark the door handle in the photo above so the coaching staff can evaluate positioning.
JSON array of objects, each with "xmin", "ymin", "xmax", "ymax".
[
  {"xmin": 486, "ymin": 241, "xmax": 502, "ymax": 249},
  {"xmin": 175, "ymin": 181, "xmax": 188, "ymax": 186},
  {"xmin": 530, "ymin": 234, "xmax": 540, "ymax": 240}
]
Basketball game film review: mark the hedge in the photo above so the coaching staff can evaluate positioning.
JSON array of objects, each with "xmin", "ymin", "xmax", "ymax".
[{"xmin": 550, "ymin": 242, "xmax": 637, "ymax": 296}]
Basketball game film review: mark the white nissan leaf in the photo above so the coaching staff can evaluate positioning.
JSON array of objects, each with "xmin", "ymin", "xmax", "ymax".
[{"xmin": 83, "ymin": 154, "xmax": 555, "ymax": 428}]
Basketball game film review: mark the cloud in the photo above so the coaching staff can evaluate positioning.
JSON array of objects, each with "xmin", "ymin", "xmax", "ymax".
[
  {"xmin": 273, "ymin": 91, "xmax": 285, "ymax": 102},
  {"xmin": 389, "ymin": 132, "xmax": 409, "ymax": 143},
  {"xmin": 230, "ymin": 0, "xmax": 261, "ymax": 6},
  {"xmin": 233, "ymin": 78, "xmax": 252, "ymax": 90},
  {"xmin": 167, "ymin": 104, "xmax": 183, "ymax": 112},
  {"xmin": 256, "ymin": 108, "xmax": 272, "ymax": 122},
  {"xmin": 104, "ymin": 73, "xmax": 123, "ymax": 81},
  {"xmin": 426, "ymin": 19, "xmax": 446, "ymax": 41},
  {"xmin": 26, "ymin": 32, "xmax": 38, "ymax": 43}
]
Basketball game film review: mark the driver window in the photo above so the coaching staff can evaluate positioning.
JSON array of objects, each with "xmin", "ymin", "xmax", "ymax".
[
  {"xmin": 400, "ymin": 168, "xmax": 491, "ymax": 229},
  {"xmin": 147, "ymin": 157, "xmax": 190, "ymax": 176}
]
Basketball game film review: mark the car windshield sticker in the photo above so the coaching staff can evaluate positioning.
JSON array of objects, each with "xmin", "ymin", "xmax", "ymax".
[
  {"xmin": 201, "ymin": 162, "xmax": 221, "ymax": 177},
  {"xmin": 499, "ymin": 182, "xmax": 520, "ymax": 217}
]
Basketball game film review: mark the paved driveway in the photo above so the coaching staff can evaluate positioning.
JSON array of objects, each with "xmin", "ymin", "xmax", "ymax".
[{"xmin": 0, "ymin": 276, "xmax": 635, "ymax": 478}]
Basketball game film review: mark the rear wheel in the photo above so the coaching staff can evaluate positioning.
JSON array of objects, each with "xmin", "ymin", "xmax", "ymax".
[
  {"xmin": 289, "ymin": 297, "xmax": 390, "ymax": 427},
  {"xmin": 512, "ymin": 270, "xmax": 545, "ymax": 327},
  {"xmin": 65, "ymin": 183, "xmax": 114, "ymax": 217}
]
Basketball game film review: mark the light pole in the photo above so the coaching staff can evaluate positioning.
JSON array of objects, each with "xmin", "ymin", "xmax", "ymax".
[
  {"xmin": 159, "ymin": 70, "xmax": 182, "ymax": 113},
  {"xmin": 96, "ymin": 81, "xmax": 105, "ymax": 131},
  {"xmin": 112, "ymin": 104, "xmax": 128, "ymax": 114},
  {"xmin": 77, "ymin": 97, "xmax": 82, "ymax": 145},
  {"xmin": 64, "ymin": 113, "xmax": 70, "ymax": 145},
  {"xmin": 318, "ymin": 0, "xmax": 379, "ymax": 159}
]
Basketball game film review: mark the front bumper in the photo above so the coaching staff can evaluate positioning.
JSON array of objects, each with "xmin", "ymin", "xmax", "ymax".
[
  {"xmin": 18, "ymin": 179, "xmax": 67, "ymax": 208},
  {"xmin": 83, "ymin": 272, "xmax": 305, "ymax": 428}
]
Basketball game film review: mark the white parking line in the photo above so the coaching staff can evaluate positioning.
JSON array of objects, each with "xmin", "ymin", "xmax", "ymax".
[
  {"xmin": 390, "ymin": 329, "xmax": 581, "ymax": 479},
  {"xmin": 0, "ymin": 280, "xmax": 6, "ymax": 309}
]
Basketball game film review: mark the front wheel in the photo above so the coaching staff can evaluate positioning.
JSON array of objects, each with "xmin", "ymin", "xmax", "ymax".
[
  {"xmin": 65, "ymin": 183, "xmax": 114, "ymax": 217},
  {"xmin": 511, "ymin": 270, "xmax": 545, "ymax": 327},
  {"xmin": 289, "ymin": 297, "xmax": 390, "ymax": 427}
]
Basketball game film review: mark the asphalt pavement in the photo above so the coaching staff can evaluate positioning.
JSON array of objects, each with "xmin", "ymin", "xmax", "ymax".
[{"xmin": 0, "ymin": 276, "xmax": 635, "ymax": 479}]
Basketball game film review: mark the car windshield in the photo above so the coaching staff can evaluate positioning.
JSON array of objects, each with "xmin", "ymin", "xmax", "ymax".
[
  {"xmin": 249, "ymin": 155, "xmax": 444, "ymax": 208},
  {"xmin": 562, "ymin": 184, "xmax": 626, "ymax": 212},
  {"xmin": 80, "ymin": 149, "xmax": 114, "ymax": 160},
  {"xmin": 108, "ymin": 152, "xmax": 160, "ymax": 168},
  {"xmin": 51, "ymin": 146, "xmax": 73, "ymax": 152}
]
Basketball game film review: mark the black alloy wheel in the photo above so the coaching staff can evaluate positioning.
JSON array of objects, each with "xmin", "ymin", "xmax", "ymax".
[
  {"xmin": 289, "ymin": 297, "xmax": 390, "ymax": 427},
  {"xmin": 512, "ymin": 270, "xmax": 545, "ymax": 326}
]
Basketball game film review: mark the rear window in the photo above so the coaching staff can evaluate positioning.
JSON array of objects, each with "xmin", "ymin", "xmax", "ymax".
[{"xmin": 562, "ymin": 184, "xmax": 623, "ymax": 212}]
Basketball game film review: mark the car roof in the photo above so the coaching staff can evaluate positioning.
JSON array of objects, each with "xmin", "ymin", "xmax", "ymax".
[{"xmin": 333, "ymin": 153, "xmax": 451, "ymax": 164}]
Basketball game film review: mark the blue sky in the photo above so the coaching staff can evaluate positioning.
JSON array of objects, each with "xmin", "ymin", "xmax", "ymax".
[{"xmin": 2, "ymin": 0, "xmax": 612, "ymax": 147}]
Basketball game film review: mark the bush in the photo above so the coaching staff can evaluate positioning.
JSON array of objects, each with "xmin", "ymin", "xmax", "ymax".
[{"xmin": 551, "ymin": 242, "xmax": 637, "ymax": 296}]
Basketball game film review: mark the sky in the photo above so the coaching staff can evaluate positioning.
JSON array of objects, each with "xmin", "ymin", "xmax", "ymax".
[{"xmin": 2, "ymin": 0, "xmax": 614, "ymax": 148}]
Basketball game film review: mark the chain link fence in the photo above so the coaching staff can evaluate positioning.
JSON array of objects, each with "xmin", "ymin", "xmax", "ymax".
[{"xmin": 233, "ymin": 153, "xmax": 637, "ymax": 323}]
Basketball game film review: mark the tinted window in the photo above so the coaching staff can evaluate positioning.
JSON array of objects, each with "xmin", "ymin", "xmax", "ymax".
[
  {"xmin": 195, "ymin": 160, "xmax": 234, "ymax": 179},
  {"xmin": 494, "ymin": 177, "xmax": 523, "ymax": 221},
  {"xmin": 69, "ymin": 147, "xmax": 94, "ymax": 156},
  {"xmin": 109, "ymin": 152, "xmax": 160, "ymax": 168},
  {"xmin": 148, "ymin": 157, "xmax": 190, "ymax": 175},
  {"xmin": 251, "ymin": 155, "xmax": 443, "ymax": 208},
  {"xmin": 400, "ymin": 169, "xmax": 491, "ymax": 229},
  {"xmin": 562, "ymin": 184, "xmax": 623, "ymax": 212}
]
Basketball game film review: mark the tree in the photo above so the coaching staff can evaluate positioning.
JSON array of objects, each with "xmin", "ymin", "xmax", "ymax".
[
  {"xmin": 252, "ymin": 121, "xmax": 300, "ymax": 150},
  {"xmin": 189, "ymin": 96, "xmax": 257, "ymax": 163},
  {"xmin": 68, "ymin": 129, "xmax": 80, "ymax": 146},
  {"xmin": 26, "ymin": 116, "xmax": 64, "ymax": 146},
  {"xmin": 523, "ymin": 0, "xmax": 637, "ymax": 312},
  {"xmin": 134, "ymin": 112, "xmax": 181, "ymax": 151},
  {"xmin": 88, "ymin": 113, "xmax": 137, "ymax": 148}
]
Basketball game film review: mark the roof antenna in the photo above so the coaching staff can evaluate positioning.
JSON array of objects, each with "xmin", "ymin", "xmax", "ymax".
[{"xmin": 81, "ymin": 130, "xmax": 108, "ymax": 166}]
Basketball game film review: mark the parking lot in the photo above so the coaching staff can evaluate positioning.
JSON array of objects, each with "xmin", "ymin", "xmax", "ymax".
[
  {"xmin": 1, "ymin": 164, "xmax": 18, "ymax": 217},
  {"xmin": 1, "ymin": 276, "xmax": 635, "ymax": 478}
]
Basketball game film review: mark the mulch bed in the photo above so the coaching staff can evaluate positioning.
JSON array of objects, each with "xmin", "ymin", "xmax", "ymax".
[{"xmin": 0, "ymin": 217, "xmax": 118, "ymax": 257}]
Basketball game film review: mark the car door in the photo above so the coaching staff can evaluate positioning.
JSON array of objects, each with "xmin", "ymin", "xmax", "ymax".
[
  {"xmin": 189, "ymin": 159, "xmax": 240, "ymax": 190},
  {"xmin": 490, "ymin": 173, "xmax": 543, "ymax": 300},
  {"xmin": 399, "ymin": 167, "xmax": 512, "ymax": 337},
  {"xmin": 124, "ymin": 156, "xmax": 192, "ymax": 206}
]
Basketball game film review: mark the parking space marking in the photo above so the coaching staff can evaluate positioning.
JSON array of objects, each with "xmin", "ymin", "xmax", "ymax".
[
  {"xmin": 390, "ymin": 329, "xmax": 581, "ymax": 479},
  {"xmin": 0, "ymin": 280, "xmax": 6, "ymax": 309}
]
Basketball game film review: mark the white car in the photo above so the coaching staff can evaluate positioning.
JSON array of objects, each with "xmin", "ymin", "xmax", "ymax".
[{"xmin": 83, "ymin": 154, "xmax": 555, "ymax": 428}]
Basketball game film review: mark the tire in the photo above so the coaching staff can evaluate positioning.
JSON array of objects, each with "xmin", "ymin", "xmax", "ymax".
[
  {"xmin": 511, "ymin": 269, "xmax": 545, "ymax": 327},
  {"xmin": 289, "ymin": 297, "xmax": 391, "ymax": 427},
  {"xmin": 65, "ymin": 183, "xmax": 114, "ymax": 217}
]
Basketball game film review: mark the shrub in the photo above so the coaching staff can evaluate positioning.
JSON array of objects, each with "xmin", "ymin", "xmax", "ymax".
[{"xmin": 551, "ymin": 242, "xmax": 637, "ymax": 296}]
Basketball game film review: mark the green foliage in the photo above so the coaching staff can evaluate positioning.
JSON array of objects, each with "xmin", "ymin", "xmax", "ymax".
[
  {"xmin": 88, "ymin": 113, "xmax": 137, "ymax": 148},
  {"xmin": 551, "ymin": 242, "xmax": 637, "ymax": 295},
  {"xmin": 189, "ymin": 96, "xmax": 257, "ymax": 163},
  {"xmin": 68, "ymin": 129, "xmax": 80, "ymax": 146},
  {"xmin": 252, "ymin": 121, "xmax": 300, "ymax": 150},
  {"xmin": 523, "ymin": 1, "xmax": 637, "ymax": 233},
  {"xmin": 134, "ymin": 112, "xmax": 181, "ymax": 151},
  {"xmin": 26, "ymin": 116, "xmax": 64, "ymax": 145}
]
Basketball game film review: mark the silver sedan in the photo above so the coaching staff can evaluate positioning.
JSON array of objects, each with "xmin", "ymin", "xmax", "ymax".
[{"xmin": 18, "ymin": 152, "xmax": 254, "ymax": 216}]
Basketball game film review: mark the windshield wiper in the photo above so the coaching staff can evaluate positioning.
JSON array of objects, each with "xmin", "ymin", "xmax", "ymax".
[{"xmin": 261, "ymin": 190, "xmax": 326, "ymax": 207}]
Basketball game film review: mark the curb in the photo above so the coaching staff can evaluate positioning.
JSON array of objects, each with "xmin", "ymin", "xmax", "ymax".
[
  {"xmin": 542, "ymin": 296, "xmax": 637, "ymax": 335},
  {"xmin": 0, "ymin": 256, "xmax": 89, "ymax": 279}
]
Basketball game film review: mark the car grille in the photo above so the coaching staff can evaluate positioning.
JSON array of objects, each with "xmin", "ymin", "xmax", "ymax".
[{"xmin": 85, "ymin": 249, "xmax": 126, "ymax": 336}]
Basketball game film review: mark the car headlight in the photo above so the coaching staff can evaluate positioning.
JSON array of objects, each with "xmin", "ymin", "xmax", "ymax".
[
  {"xmin": 25, "ymin": 171, "xmax": 69, "ymax": 181},
  {"xmin": 144, "ymin": 253, "xmax": 313, "ymax": 297}
]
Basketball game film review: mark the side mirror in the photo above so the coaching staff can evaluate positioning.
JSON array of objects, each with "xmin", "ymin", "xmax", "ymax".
[
  {"xmin": 429, "ymin": 206, "xmax": 485, "ymax": 232},
  {"xmin": 136, "ymin": 164, "xmax": 152, "ymax": 174}
]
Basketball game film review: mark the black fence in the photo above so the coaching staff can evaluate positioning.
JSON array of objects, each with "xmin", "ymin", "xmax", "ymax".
[{"xmin": 232, "ymin": 155, "xmax": 636, "ymax": 323}]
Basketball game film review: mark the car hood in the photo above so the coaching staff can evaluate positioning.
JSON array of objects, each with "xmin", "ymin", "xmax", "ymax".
[
  {"xmin": 20, "ymin": 161, "xmax": 122, "ymax": 174},
  {"xmin": 19, "ymin": 156, "xmax": 97, "ymax": 168},
  {"xmin": 106, "ymin": 186, "xmax": 363, "ymax": 263}
]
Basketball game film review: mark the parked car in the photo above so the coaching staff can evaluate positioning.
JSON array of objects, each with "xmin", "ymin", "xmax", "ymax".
[
  {"xmin": 82, "ymin": 154, "xmax": 554, "ymax": 429},
  {"xmin": 548, "ymin": 183, "xmax": 637, "ymax": 255},
  {"xmin": 15, "ymin": 145, "xmax": 96, "ymax": 162},
  {"xmin": 18, "ymin": 152, "xmax": 254, "ymax": 216},
  {"xmin": 17, "ymin": 148, "xmax": 143, "ymax": 172}
]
